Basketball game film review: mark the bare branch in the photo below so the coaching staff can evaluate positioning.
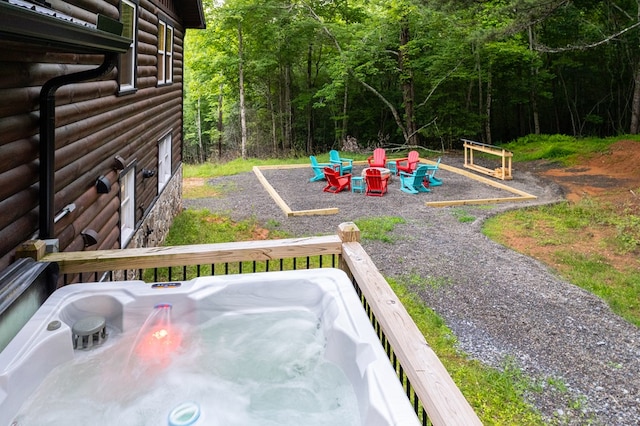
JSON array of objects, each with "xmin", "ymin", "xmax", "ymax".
[{"xmin": 534, "ymin": 20, "xmax": 640, "ymax": 53}]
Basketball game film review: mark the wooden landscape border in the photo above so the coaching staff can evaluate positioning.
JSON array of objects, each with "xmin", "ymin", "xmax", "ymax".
[
  {"xmin": 420, "ymin": 159, "xmax": 537, "ymax": 207},
  {"xmin": 254, "ymin": 160, "xmax": 537, "ymax": 215},
  {"xmin": 253, "ymin": 165, "xmax": 339, "ymax": 216}
]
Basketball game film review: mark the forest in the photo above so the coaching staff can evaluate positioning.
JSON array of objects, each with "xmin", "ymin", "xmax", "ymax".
[{"xmin": 182, "ymin": 0, "xmax": 640, "ymax": 162}]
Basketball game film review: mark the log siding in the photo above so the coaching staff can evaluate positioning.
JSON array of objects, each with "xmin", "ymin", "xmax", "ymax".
[{"xmin": 0, "ymin": 0, "xmax": 204, "ymax": 269}]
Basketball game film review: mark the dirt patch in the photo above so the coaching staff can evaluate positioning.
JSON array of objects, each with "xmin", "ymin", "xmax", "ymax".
[
  {"xmin": 540, "ymin": 140, "xmax": 640, "ymax": 204},
  {"xmin": 502, "ymin": 140, "xmax": 640, "ymax": 272},
  {"xmin": 183, "ymin": 177, "xmax": 207, "ymax": 190}
]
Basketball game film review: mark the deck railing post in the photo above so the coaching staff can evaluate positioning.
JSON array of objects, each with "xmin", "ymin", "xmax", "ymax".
[{"xmin": 337, "ymin": 222, "xmax": 360, "ymax": 273}]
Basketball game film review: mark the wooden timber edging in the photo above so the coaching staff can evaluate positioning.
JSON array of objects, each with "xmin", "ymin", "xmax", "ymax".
[
  {"xmin": 253, "ymin": 165, "xmax": 339, "ymax": 216},
  {"xmin": 419, "ymin": 158, "xmax": 537, "ymax": 207}
]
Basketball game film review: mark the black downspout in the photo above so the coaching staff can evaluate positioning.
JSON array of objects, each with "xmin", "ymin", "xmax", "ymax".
[{"xmin": 38, "ymin": 53, "xmax": 118, "ymax": 240}]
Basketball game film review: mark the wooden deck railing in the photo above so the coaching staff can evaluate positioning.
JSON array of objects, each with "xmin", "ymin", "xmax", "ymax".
[{"xmin": 36, "ymin": 222, "xmax": 481, "ymax": 425}]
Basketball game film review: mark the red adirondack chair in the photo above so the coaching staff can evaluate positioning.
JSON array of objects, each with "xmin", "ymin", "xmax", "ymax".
[
  {"xmin": 323, "ymin": 167, "xmax": 351, "ymax": 193},
  {"xmin": 367, "ymin": 148, "xmax": 387, "ymax": 168},
  {"xmin": 365, "ymin": 168, "xmax": 388, "ymax": 196},
  {"xmin": 394, "ymin": 150, "xmax": 420, "ymax": 175}
]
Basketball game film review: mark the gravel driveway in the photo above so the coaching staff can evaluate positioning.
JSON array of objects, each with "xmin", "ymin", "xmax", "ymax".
[{"xmin": 184, "ymin": 155, "xmax": 640, "ymax": 425}]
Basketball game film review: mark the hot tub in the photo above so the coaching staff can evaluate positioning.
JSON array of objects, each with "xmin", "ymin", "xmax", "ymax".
[{"xmin": 0, "ymin": 268, "xmax": 419, "ymax": 426}]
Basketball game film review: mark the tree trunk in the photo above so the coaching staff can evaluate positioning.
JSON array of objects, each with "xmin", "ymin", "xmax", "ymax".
[
  {"xmin": 628, "ymin": 2, "xmax": 640, "ymax": 133},
  {"xmin": 341, "ymin": 77, "xmax": 349, "ymax": 144},
  {"xmin": 282, "ymin": 64, "xmax": 292, "ymax": 151},
  {"xmin": 528, "ymin": 26, "xmax": 540, "ymax": 135},
  {"xmin": 306, "ymin": 43, "xmax": 313, "ymax": 154},
  {"xmin": 196, "ymin": 97, "xmax": 204, "ymax": 163},
  {"xmin": 266, "ymin": 80, "xmax": 278, "ymax": 155},
  {"xmin": 238, "ymin": 22, "xmax": 247, "ymax": 159},
  {"xmin": 631, "ymin": 61, "xmax": 640, "ymax": 133},
  {"xmin": 217, "ymin": 84, "xmax": 223, "ymax": 159},
  {"xmin": 485, "ymin": 67, "xmax": 492, "ymax": 145},
  {"xmin": 399, "ymin": 21, "xmax": 418, "ymax": 145}
]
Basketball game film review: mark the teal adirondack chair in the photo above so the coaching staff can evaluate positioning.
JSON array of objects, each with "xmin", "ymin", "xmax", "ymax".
[
  {"xmin": 424, "ymin": 157, "xmax": 443, "ymax": 186},
  {"xmin": 329, "ymin": 150, "xmax": 353, "ymax": 175},
  {"xmin": 399, "ymin": 165, "xmax": 431, "ymax": 194},
  {"xmin": 309, "ymin": 155, "xmax": 332, "ymax": 182}
]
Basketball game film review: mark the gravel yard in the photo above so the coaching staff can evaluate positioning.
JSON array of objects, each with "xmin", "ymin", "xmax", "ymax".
[{"xmin": 184, "ymin": 154, "xmax": 640, "ymax": 425}]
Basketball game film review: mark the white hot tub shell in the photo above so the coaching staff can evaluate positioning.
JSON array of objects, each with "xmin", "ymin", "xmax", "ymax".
[{"xmin": 0, "ymin": 268, "xmax": 420, "ymax": 426}]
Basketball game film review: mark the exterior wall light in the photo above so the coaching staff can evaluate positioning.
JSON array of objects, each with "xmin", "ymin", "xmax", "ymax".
[{"xmin": 96, "ymin": 175, "xmax": 111, "ymax": 193}]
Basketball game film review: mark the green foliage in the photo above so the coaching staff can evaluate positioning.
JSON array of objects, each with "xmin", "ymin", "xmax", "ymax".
[
  {"xmin": 354, "ymin": 216, "xmax": 406, "ymax": 242},
  {"xmin": 451, "ymin": 208, "xmax": 476, "ymax": 223}
]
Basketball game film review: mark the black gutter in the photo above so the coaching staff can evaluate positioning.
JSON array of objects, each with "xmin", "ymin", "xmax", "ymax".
[
  {"xmin": 38, "ymin": 53, "xmax": 119, "ymax": 239},
  {"xmin": 0, "ymin": 2, "xmax": 131, "ymax": 53}
]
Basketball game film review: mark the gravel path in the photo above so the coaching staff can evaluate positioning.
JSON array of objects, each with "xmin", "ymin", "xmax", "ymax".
[{"xmin": 184, "ymin": 155, "xmax": 640, "ymax": 425}]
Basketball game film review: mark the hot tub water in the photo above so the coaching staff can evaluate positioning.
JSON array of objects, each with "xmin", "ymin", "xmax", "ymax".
[{"xmin": 13, "ymin": 308, "xmax": 359, "ymax": 425}]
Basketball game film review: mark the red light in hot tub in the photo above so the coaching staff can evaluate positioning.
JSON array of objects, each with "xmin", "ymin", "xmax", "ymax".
[{"xmin": 135, "ymin": 324, "xmax": 183, "ymax": 362}]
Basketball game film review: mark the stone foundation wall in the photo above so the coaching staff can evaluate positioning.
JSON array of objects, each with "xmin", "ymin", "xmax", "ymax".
[{"xmin": 128, "ymin": 165, "xmax": 183, "ymax": 249}]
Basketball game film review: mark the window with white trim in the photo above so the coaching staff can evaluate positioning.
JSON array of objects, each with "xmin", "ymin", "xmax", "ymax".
[
  {"xmin": 157, "ymin": 19, "xmax": 173, "ymax": 84},
  {"xmin": 158, "ymin": 132, "xmax": 172, "ymax": 192},
  {"xmin": 119, "ymin": 0, "xmax": 137, "ymax": 90},
  {"xmin": 120, "ymin": 166, "xmax": 136, "ymax": 247}
]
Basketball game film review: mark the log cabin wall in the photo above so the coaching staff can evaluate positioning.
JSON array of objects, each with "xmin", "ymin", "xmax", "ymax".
[{"xmin": 0, "ymin": 0, "xmax": 201, "ymax": 270}]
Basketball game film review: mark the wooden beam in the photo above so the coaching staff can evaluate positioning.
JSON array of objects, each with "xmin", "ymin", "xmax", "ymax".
[
  {"xmin": 341, "ymin": 241, "xmax": 482, "ymax": 426},
  {"xmin": 424, "ymin": 161, "xmax": 536, "ymax": 207},
  {"xmin": 43, "ymin": 235, "xmax": 343, "ymax": 274},
  {"xmin": 462, "ymin": 140, "xmax": 513, "ymax": 180},
  {"xmin": 253, "ymin": 165, "xmax": 340, "ymax": 216}
]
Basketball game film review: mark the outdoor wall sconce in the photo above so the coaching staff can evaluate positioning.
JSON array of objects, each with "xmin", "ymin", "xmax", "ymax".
[
  {"xmin": 96, "ymin": 175, "xmax": 111, "ymax": 193},
  {"xmin": 142, "ymin": 169, "xmax": 156, "ymax": 179},
  {"xmin": 113, "ymin": 155, "xmax": 127, "ymax": 170},
  {"xmin": 81, "ymin": 229, "xmax": 98, "ymax": 247}
]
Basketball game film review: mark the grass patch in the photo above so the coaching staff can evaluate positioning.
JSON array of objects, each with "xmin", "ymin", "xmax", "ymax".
[
  {"xmin": 354, "ymin": 216, "xmax": 406, "ymax": 243},
  {"xmin": 451, "ymin": 208, "xmax": 476, "ymax": 223},
  {"xmin": 147, "ymin": 209, "xmax": 322, "ymax": 281},
  {"xmin": 500, "ymin": 134, "xmax": 624, "ymax": 165},
  {"xmin": 483, "ymin": 199, "xmax": 640, "ymax": 327},
  {"xmin": 182, "ymin": 180, "xmax": 225, "ymax": 199}
]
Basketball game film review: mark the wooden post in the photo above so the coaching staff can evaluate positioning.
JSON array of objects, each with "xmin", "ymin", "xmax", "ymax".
[
  {"xmin": 338, "ymin": 222, "xmax": 360, "ymax": 242},
  {"xmin": 15, "ymin": 240, "xmax": 46, "ymax": 261},
  {"xmin": 338, "ymin": 222, "xmax": 360, "ymax": 273}
]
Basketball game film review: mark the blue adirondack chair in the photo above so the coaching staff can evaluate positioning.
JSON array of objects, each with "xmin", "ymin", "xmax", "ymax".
[
  {"xmin": 399, "ymin": 165, "xmax": 431, "ymax": 194},
  {"xmin": 424, "ymin": 157, "xmax": 443, "ymax": 186},
  {"xmin": 329, "ymin": 150, "xmax": 353, "ymax": 175},
  {"xmin": 309, "ymin": 155, "xmax": 333, "ymax": 182}
]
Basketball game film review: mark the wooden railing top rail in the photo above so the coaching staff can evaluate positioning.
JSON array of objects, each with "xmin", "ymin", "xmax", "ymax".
[{"xmin": 41, "ymin": 235, "xmax": 342, "ymax": 274}]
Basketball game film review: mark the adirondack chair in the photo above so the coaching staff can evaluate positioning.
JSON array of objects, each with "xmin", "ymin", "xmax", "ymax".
[
  {"xmin": 394, "ymin": 150, "xmax": 420, "ymax": 175},
  {"xmin": 309, "ymin": 155, "xmax": 333, "ymax": 182},
  {"xmin": 329, "ymin": 150, "xmax": 353, "ymax": 175},
  {"xmin": 400, "ymin": 165, "xmax": 431, "ymax": 194},
  {"xmin": 364, "ymin": 168, "xmax": 388, "ymax": 196},
  {"xmin": 323, "ymin": 167, "xmax": 351, "ymax": 193},
  {"xmin": 367, "ymin": 148, "xmax": 387, "ymax": 168},
  {"xmin": 424, "ymin": 157, "xmax": 443, "ymax": 186}
]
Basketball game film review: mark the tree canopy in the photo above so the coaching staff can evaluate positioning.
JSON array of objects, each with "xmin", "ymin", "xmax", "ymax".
[{"xmin": 183, "ymin": 0, "xmax": 640, "ymax": 161}]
